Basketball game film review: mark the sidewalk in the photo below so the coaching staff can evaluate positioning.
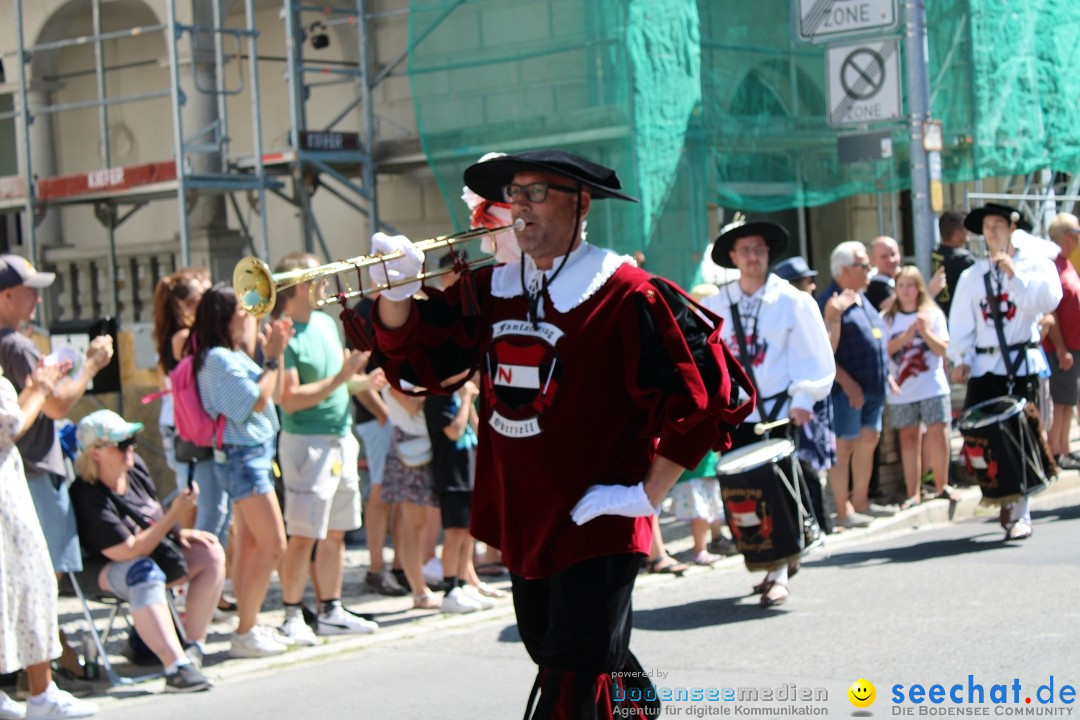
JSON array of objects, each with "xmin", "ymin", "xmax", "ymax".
[{"xmin": 50, "ymin": 459, "xmax": 1080, "ymax": 700}]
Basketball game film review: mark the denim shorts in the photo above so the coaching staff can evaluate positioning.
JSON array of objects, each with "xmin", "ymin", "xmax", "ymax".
[
  {"xmin": 832, "ymin": 388, "xmax": 885, "ymax": 440},
  {"xmin": 214, "ymin": 439, "xmax": 276, "ymax": 501}
]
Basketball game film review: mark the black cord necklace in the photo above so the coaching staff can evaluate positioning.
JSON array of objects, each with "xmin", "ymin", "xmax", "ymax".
[{"xmin": 520, "ymin": 187, "xmax": 584, "ymax": 328}]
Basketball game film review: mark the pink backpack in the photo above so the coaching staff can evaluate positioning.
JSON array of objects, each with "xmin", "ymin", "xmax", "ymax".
[{"xmin": 169, "ymin": 342, "xmax": 224, "ymax": 449}]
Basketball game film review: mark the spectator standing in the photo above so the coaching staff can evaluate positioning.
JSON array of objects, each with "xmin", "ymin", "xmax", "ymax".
[
  {"xmin": 818, "ymin": 242, "xmax": 893, "ymax": 529},
  {"xmin": 931, "ymin": 211, "xmax": 975, "ymax": 319},
  {"xmin": 883, "ymin": 267, "xmax": 956, "ymax": 509},
  {"xmin": 69, "ymin": 411, "xmax": 219, "ymax": 693},
  {"xmin": 865, "ymin": 236, "xmax": 901, "ymax": 312},
  {"xmin": 0, "ymin": 255, "xmax": 114, "ymax": 578},
  {"xmin": 380, "ymin": 386, "xmax": 439, "ymax": 609},
  {"xmin": 949, "ymin": 204, "xmax": 1062, "ymax": 540},
  {"xmin": 273, "ymin": 252, "xmax": 378, "ymax": 644},
  {"xmin": 347, "ymin": 297, "xmax": 404, "ymax": 597},
  {"xmin": 193, "ymin": 283, "xmax": 293, "ymax": 657},
  {"xmin": 0, "ymin": 361, "xmax": 98, "ymax": 719},
  {"xmin": 1042, "ymin": 213, "xmax": 1080, "ymax": 469}
]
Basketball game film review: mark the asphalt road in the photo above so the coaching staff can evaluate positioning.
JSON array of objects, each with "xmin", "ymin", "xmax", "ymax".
[{"xmin": 94, "ymin": 491, "xmax": 1080, "ymax": 720}]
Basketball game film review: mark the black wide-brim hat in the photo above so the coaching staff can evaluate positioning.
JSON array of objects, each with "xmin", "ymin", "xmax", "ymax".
[
  {"xmin": 964, "ymin": 203, "xmax": 1033, "ymax": 234},
  {"xmin": 463, "ymin": 149, "xmax": 639, "ymax": 203},
  {"xmin": 711, "ymin": 221, "xmax": 789, "ymax": 269}
]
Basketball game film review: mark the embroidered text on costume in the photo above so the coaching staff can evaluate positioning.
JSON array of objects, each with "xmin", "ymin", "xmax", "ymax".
[
  {"xmin": 491, "ymin": 320, "xmax": 565, "ymax": 345},
  {"xmin": 490, "ymin": 410, "xmax": 541, "ymax": 437}
]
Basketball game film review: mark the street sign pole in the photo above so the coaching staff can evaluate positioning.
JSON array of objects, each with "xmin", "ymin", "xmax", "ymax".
[{"xmin": 904, "ymin": 0, "xmax": 935, "ymax": 277}]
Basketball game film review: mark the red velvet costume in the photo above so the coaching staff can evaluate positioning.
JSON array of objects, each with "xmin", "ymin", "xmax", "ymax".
[
  {"xmin": 375, "ymin": 260, "xmax": 749, "ymax": 578},
  {"xmin": 374, "ymin": 249, "xmax": 751, "ymax": 719}
]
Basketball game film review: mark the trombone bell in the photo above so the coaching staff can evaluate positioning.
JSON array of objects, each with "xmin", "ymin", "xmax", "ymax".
[{"xmin": 234, "ymin": 256, "xmax": 279, "ymax": 318}]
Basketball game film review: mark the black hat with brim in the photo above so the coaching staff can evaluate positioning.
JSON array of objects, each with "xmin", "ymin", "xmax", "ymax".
[
  {"xmin": 964, "ymin": 203, "xmax": 1033, "ymax": 234},
  {"xmin": 711, "ymin": 221, "xmax": 789, "ymax": 269},
  {"xmin": 463, "ymin": 149, "xmax": 639, "ymax": 203}
]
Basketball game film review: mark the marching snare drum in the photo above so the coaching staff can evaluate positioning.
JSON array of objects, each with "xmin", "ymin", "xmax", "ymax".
[
  {"xmin": 958, "ymin": 396, "xmax": 1050, "ymax": 504},
  {"xmin": 716, "ymin": 438, "xmax": 822, "ymax": 571}
]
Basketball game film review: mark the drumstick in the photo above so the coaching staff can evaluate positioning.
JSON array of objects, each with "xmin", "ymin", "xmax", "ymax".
[{"xmin": 753, "ymin": 418, "xmax": 791, "ymax": 436}]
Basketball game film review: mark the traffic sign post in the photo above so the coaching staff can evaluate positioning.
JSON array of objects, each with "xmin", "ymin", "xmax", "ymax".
[
  {"xmin": 796, "ymin": 0, "xmax": 898, "ymax": 44},
  {"xmin": 827, "ymin": 40, "xmax": 902, "ymax": 127}
]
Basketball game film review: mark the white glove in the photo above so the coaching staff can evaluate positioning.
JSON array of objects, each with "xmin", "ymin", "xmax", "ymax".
[
  {"xmin": 369, "ymin": 232, "xmax": 424, "ymax": 302},
  {"xmin": 570, "ymin": 482, "xmax": 658, "ymax": 526}
]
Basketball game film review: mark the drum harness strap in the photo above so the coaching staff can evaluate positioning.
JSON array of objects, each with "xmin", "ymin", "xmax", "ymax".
[
  {"xmin": 730, "ymin": 303, "xmax": 787, "ymax": 426},
  {"xmin": 982, "ymin": 271, "xmax": 1029, "ymax": 396}
]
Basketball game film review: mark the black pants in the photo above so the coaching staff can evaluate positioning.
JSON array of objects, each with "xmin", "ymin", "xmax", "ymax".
[{"xmin": 511, "ymin": 554, "xmax": 659, "ymax": 719}]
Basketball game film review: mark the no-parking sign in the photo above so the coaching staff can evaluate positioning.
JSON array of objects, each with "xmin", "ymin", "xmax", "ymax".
[{"xmin": 826, "ymin": 39, "xmax": 902, "ymax": 127}]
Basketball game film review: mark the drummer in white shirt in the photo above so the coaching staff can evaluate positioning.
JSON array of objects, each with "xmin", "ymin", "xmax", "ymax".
[
  {"xmin": 701, "ymin": 220, "xmax": 835, "ymax": 607},
  {"xmin": 948, "ymin": 203, "xmax": 1062, "ymax": 540}
]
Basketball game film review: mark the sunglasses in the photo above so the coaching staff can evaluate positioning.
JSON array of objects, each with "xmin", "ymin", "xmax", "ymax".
[{"xmin": 115, "ymin": 436, "xmax": 138, "ymax": 452}]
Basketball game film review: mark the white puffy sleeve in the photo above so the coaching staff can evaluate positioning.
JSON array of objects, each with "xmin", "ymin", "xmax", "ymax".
[
  {"xmin": 947, "ymin": 265, "xmax": 979, "ymax": 368},
  {"xmin": 787, "ymin": 291, "xmax": 836, "ymax": 412},
  {"xmin": 0, "ymin": 375, "xmax": 25, "ymax": 453},
  {"xmin": 1006, "ymin": 254, "xmax": 1062, "ymax": 315}
]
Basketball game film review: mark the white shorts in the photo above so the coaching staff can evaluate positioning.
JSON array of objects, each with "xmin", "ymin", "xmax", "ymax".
[{"xmin": 279, "ymin": 431, "xmax": 362, "ymax": 539}]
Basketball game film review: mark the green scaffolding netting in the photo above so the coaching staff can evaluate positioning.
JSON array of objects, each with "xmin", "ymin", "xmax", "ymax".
[{"xmin": 408, "ymin": 0, "xmax": 1080, "ymax": 288}]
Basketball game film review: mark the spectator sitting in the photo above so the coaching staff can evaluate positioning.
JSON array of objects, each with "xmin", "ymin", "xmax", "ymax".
[{"xmin": 69, "ymin": 410, "xmax": 219, "ymax": 693}]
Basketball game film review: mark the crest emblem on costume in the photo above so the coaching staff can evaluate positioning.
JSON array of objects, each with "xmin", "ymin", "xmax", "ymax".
[
  {"xmin": 484, "ymin": 320, "xmax": 564, "ymax": 438},
  {"xmin": 979, "ymin": 293, "xmax": 1017, "ymax": 322},
  {"xmin": 726, "ymin": 498, "xmax": 774, "ymax": 544}
]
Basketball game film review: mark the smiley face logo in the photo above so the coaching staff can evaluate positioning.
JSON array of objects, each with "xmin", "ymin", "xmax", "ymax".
[{"xmin": 848, "ymin": 678, "xmax": 876, "ymax": 708}]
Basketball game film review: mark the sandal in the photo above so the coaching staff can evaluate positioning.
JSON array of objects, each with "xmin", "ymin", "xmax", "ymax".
[
  {"xmin": 752, "ymin": 577, "xmax": 773, "ymax": 595},
  {"xmin": 1005, "ymin": 520, "xmax": 1032, "ymax": 541},
  {"xmin": 473, "ymin": 582, "xmax": 506, "ymax": 599},
  {"xmin": 413, "ymin": 592, "xmax": 441, "ymax": 610},
  {"xmin": 900, "ymin": 496, "xmax": 921, "ymax": 511},
  {"xmin": 760, "ymin": 582, "xmax": 789, "ymax": 608},
  {"xmin": 691, "ymin": 550, "xmax": 722, "ymax": 566},
  {"xmin": 936, "ymin": 485, "xmax": 960, "ymax": 503},
  {"xmin": 644, "ymin": 557, "xmax": 688, "ymax": 576}
]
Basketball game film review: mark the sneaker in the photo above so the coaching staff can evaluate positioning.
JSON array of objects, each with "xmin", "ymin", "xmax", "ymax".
[
  {"xmin": 422, "ymin": 557, "xmax": 443, "ymax": 586},
  {"xmin": 472, "ymin": 581, "xmax": 506, "ymax": 599},
  {"xmin": 460, "ymin": 584, "xmax": 495, "ymax": 610},
  {"xmin": 707, "ymin": 536, "xmax": 739, "ymax": 556},
  {"xmin": 184, "ymin": 643, "xmax": 204, "ymax": 670},
  {"xmin": 0, "ymin": 690, "xmax": 25, "ymax": 720},
  {"xmin": 257, "ymin": 625, "xmax": 298, "ymax": 647},
  {"xmin": 24, "ymin": 686, "xmax": 97, "ymax": 719},
  {"xmin": 840, "ymin": 511, "xmax": 874, "ymax": 529},
  {"xmin": 441, "ymin": 587, "xmax": 483, "ymax": 614},
  {"xmin": 317, "ymin": 606, "xmax": 378, "ymax": 636},
  {"xmin": 1056, "ymin": 453, "xmax": 1080, "ymax": 470},
  {"xmin": 364, "ymin": 569, "xmax": 408, "ymax": 597},
  {"xmin": 280, "ymin": 613, "xmax": 318, "ymax": 646},
  {"xmin": 229, "ymin": 628, "xmax": 288, "ymax": 658},
  {"xmin": 164, "ymin": 663, "xmax": 213, "ymax": 693}
]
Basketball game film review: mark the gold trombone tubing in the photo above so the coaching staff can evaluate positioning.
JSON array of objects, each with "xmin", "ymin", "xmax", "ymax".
[{"xmin": 233, "ymin": 219, "xmax": 523, "ymax": 317}]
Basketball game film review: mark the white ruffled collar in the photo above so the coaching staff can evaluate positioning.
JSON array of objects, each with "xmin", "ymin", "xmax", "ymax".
[
  {"xmin": 722, "ymin": 273, "xmax": 784, "ymax": 305},
  {"xmin": 490, "ymin": 242, "xmax": 634, "ymax": 313}
]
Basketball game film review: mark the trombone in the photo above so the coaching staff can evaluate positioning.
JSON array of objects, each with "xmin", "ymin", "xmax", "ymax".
[{"xmin": 233, "ymin": 219, "xmax": 523, "ymax": 318}]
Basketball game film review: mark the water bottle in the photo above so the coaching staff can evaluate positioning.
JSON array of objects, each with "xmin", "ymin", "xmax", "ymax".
[{"xmin": 81, "ymin": 632, "xmax": 99, "ymax": 681}]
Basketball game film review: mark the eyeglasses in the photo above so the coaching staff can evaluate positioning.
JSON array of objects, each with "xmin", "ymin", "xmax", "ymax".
[
  {"xmin": 501, "ymin": 182, "xmax": 579, "ymax": 203},
  {"xmin": 851, "ymin": 262, "xmax": 872, "ymax": 272},
  {"xmin": 733, "ymin": 246, "xmax": 769, "ymax": 258}
]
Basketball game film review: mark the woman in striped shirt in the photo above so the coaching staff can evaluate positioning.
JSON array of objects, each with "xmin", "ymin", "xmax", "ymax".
[{"xmin": 193, "ymin": 283, "xmax": 294, "ymax": 658}]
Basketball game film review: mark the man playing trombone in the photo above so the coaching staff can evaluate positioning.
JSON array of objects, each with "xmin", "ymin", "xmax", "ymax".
[{"xmin": 369, "ymin": 150, "xmax": 752, "ymax": 720}]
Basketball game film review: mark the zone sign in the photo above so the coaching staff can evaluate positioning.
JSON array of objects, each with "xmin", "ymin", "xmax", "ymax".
[{"xmin": 798, "ymin": 0, "xmax": 897, "ymax": 43}]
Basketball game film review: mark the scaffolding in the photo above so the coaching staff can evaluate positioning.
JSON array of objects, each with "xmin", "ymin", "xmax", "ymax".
[{"xmin": 0, "ymin": 0, "xmax": 425, "ymax": 325}]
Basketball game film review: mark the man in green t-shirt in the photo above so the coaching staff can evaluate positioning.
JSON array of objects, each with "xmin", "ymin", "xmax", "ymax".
[{"xmin": 273, "ymin": 252, "xmax": 379, "ymax": 643}]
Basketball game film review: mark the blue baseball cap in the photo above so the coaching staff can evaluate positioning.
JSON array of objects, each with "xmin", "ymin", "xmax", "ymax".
[{"xmin": 772, "ymin": 256, "xmax": 817, "ymax": 282}]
